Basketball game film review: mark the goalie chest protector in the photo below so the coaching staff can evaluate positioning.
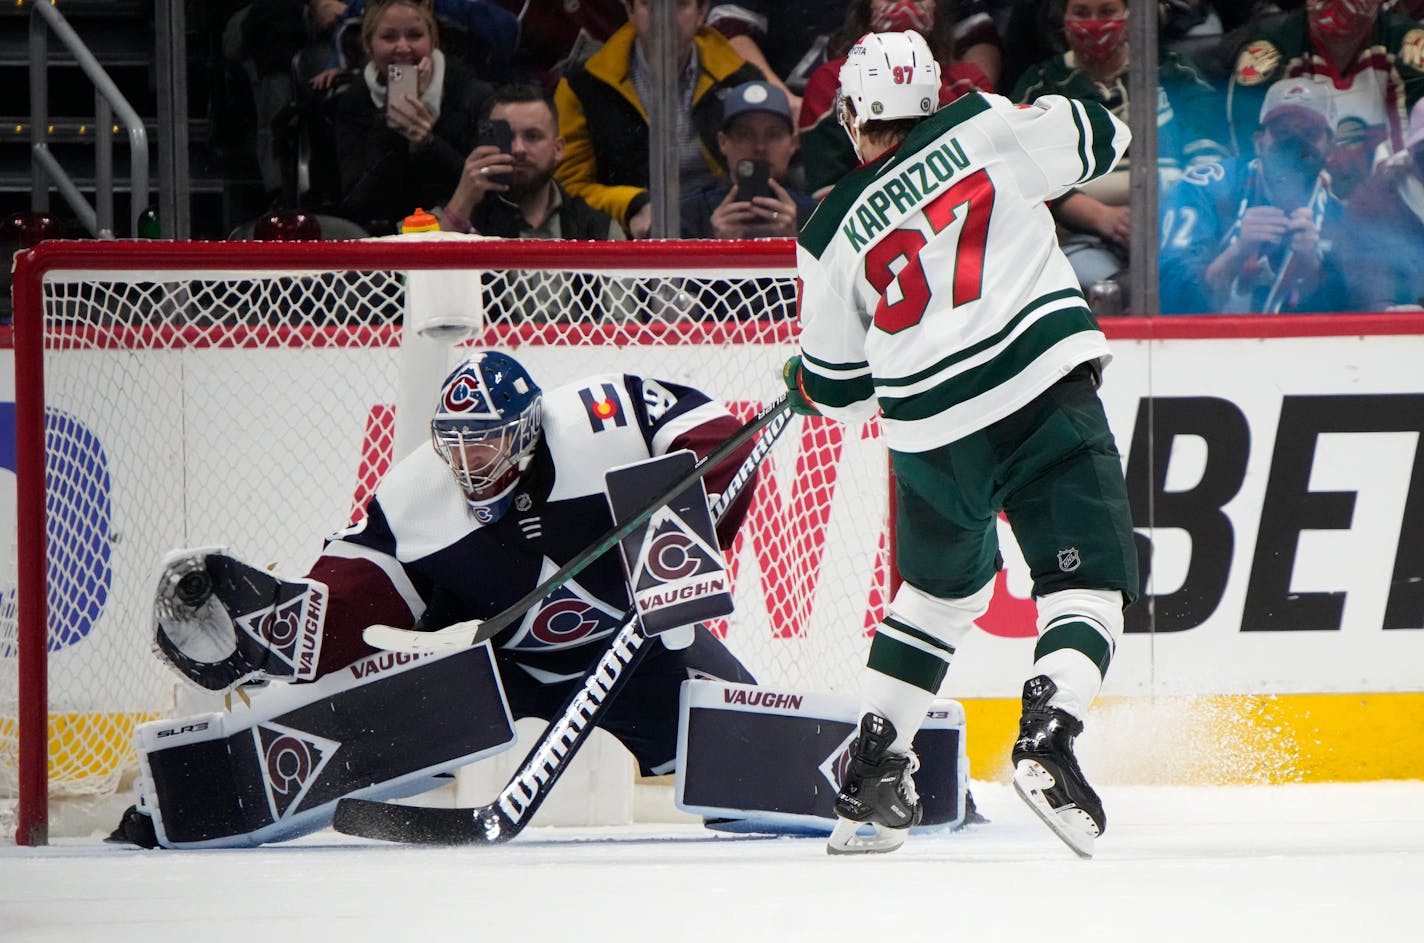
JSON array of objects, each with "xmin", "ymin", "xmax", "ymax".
[{"xmin": 674, "ymin": 680, "xmax": 969, "ymax": 831}]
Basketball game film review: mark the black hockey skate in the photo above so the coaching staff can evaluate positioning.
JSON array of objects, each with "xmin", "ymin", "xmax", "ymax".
[
  {"xmin": 1011, "ymin": 675, "xmax": 1105, "ymax": 858},
  {"xmin": 827, "ymin": 713, "xmax": 922, "ymax": 855}
]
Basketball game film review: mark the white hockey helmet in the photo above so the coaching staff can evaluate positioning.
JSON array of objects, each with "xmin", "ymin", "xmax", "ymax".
[
  {"xmin": 430, "ymin": 351, "xmax": 543, "ymax": 524},
  {"xmin": 836, "ymin": 30, "xmax": 941, "ymax": 134}
]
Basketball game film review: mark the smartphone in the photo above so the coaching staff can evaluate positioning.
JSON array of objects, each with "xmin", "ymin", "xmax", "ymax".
[
  {"xmin": 733, "ymin": 158, "xmax": 772, "ymax": 202},
  {"xmin": 478, "ymin": 118, "xmax": 515, "ymax": 186},
  {"xmin": 386, "ymin": 63, "xmax": 418, "ymax": 110}
]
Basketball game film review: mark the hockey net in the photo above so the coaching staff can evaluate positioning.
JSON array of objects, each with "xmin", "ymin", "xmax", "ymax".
[{"xmin": 3, "ymin": 237, "xmax": 892, "ymax": 843}]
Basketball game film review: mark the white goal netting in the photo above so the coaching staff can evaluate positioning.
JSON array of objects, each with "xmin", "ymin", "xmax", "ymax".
[{"xmin": 2, "ymin": 237, "xmax": 892, "ymax": 840}]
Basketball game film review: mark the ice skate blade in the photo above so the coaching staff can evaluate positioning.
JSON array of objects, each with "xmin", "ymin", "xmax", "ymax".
[
  {"xmin": 1013, "ymin": 759, "xmax": 1098, "ymax": 859},
  {"xmin": 826, "ymin": 816, "xmax": 908, "ymax": 855}
]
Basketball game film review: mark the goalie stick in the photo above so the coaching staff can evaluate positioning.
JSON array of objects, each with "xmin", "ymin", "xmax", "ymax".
[
  {"xmin": 362, "ymin": 394, "xmax": 792, "ymax": 654},
  {"xmin": 332, "ymin": 396, "xmax": 793, "ymax": 844}
]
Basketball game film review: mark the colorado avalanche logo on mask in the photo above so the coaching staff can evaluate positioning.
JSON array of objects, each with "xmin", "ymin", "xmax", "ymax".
[{"xmin": 440, "ymin": 368, "xmax": 500, "ymax": 418}]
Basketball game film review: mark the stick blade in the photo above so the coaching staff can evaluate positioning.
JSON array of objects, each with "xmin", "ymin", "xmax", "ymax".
[
  {"xmin": 361, "ymin": 621, "xmax": 484, "ymax": 653},
  {"xmin": 334, "ymin": 798, "xmax": 511, "ymax": 845}
]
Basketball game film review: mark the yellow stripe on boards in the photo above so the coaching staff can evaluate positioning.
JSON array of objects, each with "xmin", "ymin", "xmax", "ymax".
[{"xmin": 961, "ymin": 693, "xmax": 1424, "ymax": 785}]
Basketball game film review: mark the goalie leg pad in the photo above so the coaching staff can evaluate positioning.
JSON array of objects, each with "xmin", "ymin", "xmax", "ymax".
[
  {"xmin": 153, "ymin": 548, "xmax": 329, "ymax": 692},
  {"xmin": 675, "ymin": 680, "xmax": 968, "ymax": 833},
  {"xmin": 135, "ymin": 644, "xmax": 515, "ymax": 847}
]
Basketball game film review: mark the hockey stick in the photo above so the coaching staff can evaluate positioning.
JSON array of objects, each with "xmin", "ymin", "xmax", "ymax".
[
  {"xmin": 333, "ymin": 397, "xmax": 793, "ymax": 844},
  {"xmin": 362, "ymin": 394, "xmax": 791, "ymax": 654}
]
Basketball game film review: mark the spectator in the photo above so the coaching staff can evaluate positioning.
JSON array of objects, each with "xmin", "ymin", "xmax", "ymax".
[
  {"xmin": 1011, "ymin": 0, "xmax": 1228, "ymax": 294},
  {"xmin": 305, "ymin": 1, "xmax": 354, "ymax": 90},
  {"xmin": 1340, "ymin": 98, "xmax": 1424, "ymax": 309},
  {"xmin": 1159, "ymin": 80, "xmax": 1351, "ymax": 314},
  {"xmin": 950, "ymin": 1, "xmax": 1008, "ymax": 89},
  {"xmin": 707, "ymin": 1, "xmax": 1001, "ymax": 126},
  {"xmin": 438, "ymin": 85, "xmax": 625, "ymax": 238},
  {"xmin": 488, "ymin": 0, "xmax": 629, "ymax": 90},
  {"xmin": 333, "ymin": 0, "xmax": 494, "ymax": 234},
  {"xmin": 1225, "ymin": 0, "xmax": 1424, "ymax": 166},
  {"xmin": 680, "ymin": 81, "xmax": 817, "ymax": 238},
  {"xmin": 553, "ymin": 0, "xmax": 765, "ymax": 239},
  {"xmin": 437, "ymin": 86, "xmax": 628, "ymax": 324},
  {"xmin": 798, "ymin": 1, "xmax": 996, "ymax": 197},
  {"xmin": 706, "ymin": 1, "xmax": 857, "ymax": 125},
  {"xmin": 997, "ymin": 0, "xmax": 1065, "ymax": 94},
  {"xmin": 672, "ymin": 80, "xmax": 813, "ymax": 322},
  {"xmin": 222, "ymin": 1, "xmax": 331, "ymax": 197},
  {"xmin": 327, "ymin": 0, "xmax": 520, "ymax": 81}
]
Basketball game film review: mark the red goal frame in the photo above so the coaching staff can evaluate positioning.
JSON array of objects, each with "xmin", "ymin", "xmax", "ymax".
[{"xmin": 8, "ymin": 237, "xmax": 809, "ymax": 845}]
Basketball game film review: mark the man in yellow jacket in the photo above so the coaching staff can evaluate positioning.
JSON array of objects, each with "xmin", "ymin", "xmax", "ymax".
[{"xmin": 554, "ymin": 0, "xmax": 765, "ymax": 238}]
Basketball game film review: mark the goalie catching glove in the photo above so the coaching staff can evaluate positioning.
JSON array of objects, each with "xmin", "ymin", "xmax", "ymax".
[
  {"xmin": 152, "ymin": 547, "xmax": 328, "ymax": 693},
  {"xmin": 782, "ymin": 355, "xmax": 822, "ymax": 417}
]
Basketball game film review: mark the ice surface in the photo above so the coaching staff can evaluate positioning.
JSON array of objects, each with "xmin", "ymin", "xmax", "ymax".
[{"xmin": 3, "ymin": 781, "xmax": 1421, "ymax": 942}]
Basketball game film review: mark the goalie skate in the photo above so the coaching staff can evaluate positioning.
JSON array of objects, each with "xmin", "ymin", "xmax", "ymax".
[
  {"xmin": 1011, "ymin": 676, "xmax": 1104, "ymax": 859},
  {"xmin": 826, "ymin": 713, "xmax": 922, "ymax": 856}
]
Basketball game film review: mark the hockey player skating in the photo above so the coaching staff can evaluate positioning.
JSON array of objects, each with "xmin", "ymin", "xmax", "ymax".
[
  {"xmin": 109, "ymin": 351, "xmax": 760, "ymax": 848},
  {"xmin": 783, "ymin": 30, "xmax": 1139, "ymax": 857}
]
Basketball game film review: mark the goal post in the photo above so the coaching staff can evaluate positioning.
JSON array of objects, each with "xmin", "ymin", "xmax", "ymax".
[{"xmin": 4, "ymin": 237, "xmax": 893, "ymax": 845}]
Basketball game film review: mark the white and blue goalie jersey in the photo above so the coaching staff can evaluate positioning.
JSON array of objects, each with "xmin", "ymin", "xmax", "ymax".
[{"xmin": 303, "ymin": 374, "xmax": 749, "ymax": 683}]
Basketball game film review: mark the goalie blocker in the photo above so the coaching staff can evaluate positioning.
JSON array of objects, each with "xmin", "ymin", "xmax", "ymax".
[{"xmin": 607, "ymin": 449, "xmax": 734, "ymax": 647}]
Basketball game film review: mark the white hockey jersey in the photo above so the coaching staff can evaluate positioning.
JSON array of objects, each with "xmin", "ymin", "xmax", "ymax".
[
  {"xmin": 308, "ymin": 373, "xmax": 746, "ymax": 681},
  {"xmin": 795, "ymin": 91, "xmax": 1130, "ymax": 453}
]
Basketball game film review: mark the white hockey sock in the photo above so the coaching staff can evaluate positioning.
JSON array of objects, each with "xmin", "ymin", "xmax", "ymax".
[
  {"xmin": 861, "ymin": 579, "xmax": 994, "ymax": 753},
  {"xmin": 1030, "ymin": 588, "xmax": 1124, "ymax": 720}
]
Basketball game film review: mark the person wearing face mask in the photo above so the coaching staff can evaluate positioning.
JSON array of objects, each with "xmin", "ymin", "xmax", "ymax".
[
  {"xmin": 797, "ymin": 0, "xmax": 998, "ymax": 197},
  {"xmin": 1011, "ymin": 0, "xmax": 1227, "ymax": 299},
  {"xmin": 1159, "ymin": 80, "xmax": 1351, "ymax": 314},
  {"xmin": 1225, "ymin": 0, "xmax": 1424, "ymax": 169}
]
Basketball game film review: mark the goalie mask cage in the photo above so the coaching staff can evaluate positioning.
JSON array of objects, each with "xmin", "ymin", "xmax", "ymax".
[{"xmin": 5, "ymin": 238, "xmax": 894, "ymax": 845}]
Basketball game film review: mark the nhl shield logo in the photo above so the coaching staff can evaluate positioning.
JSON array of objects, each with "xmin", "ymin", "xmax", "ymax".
[{"xmin": 1057, "ymin": 547, "xmax": 1081, "ymax": 573}]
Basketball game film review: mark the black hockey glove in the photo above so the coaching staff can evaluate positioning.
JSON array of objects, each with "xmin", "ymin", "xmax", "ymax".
[{"xmin": 782, "ymin": 355, "xmax": 822, "ymax": 417}]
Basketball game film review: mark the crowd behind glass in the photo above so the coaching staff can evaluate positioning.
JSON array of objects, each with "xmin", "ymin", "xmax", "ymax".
[{"xmin": 16, "ymin": 0, "xmax": 1424, "ymax": 316}]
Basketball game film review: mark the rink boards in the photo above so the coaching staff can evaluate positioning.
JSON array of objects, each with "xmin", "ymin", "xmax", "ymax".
[{"xmin": 2, "ymin": 317, "xmax": 1422, "ymax": 784}]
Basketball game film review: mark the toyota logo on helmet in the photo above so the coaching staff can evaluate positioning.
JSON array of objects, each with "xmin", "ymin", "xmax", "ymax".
[{"xmin": 836, "ymin": 29, "xmax": 942, "ymax": 133}]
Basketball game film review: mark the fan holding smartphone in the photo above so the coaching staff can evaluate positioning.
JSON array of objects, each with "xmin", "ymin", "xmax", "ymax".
[
  {"xmin": 438, "ymin": 86, "xmax": 624, "ymax": 240},
  {"xmin": 333, "ymin": 0, "xmax": 500, "ymax": 234},
  {"xmin": 383, "ymin": 55, "xmax": 438, "ymax": 148},
  {"xmin": 682, "ymin": 81, "xmax": 818, "ymax": 240}
]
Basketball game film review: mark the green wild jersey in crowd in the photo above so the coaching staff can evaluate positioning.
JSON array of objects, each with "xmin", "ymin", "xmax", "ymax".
[{"xmin": 794, "ymin": 91, "xmax": 1130, "ymax": 454}]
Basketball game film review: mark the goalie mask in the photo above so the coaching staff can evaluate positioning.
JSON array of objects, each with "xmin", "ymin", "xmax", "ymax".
[
  {"xmin": 431, "ymin": 351, "xmax": 543, "ymax": 524},
  {"xmin": 836, "ymin": 30, "xmax": 941, "ymax": 158}
]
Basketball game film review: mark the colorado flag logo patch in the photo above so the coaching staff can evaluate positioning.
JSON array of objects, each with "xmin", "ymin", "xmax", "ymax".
[{"xmin": 579, "ymin": 383, "xmax": 626, "ymax": 432}]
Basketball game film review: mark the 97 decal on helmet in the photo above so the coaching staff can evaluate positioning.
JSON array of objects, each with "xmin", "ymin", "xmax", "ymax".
[
  {"xmin": 836, "ymin": 29, "xmax": 942, "ymax": 137},
  {"xmin": 430, "ymin": 351, "xmax": 543, "ymax": 524}
]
